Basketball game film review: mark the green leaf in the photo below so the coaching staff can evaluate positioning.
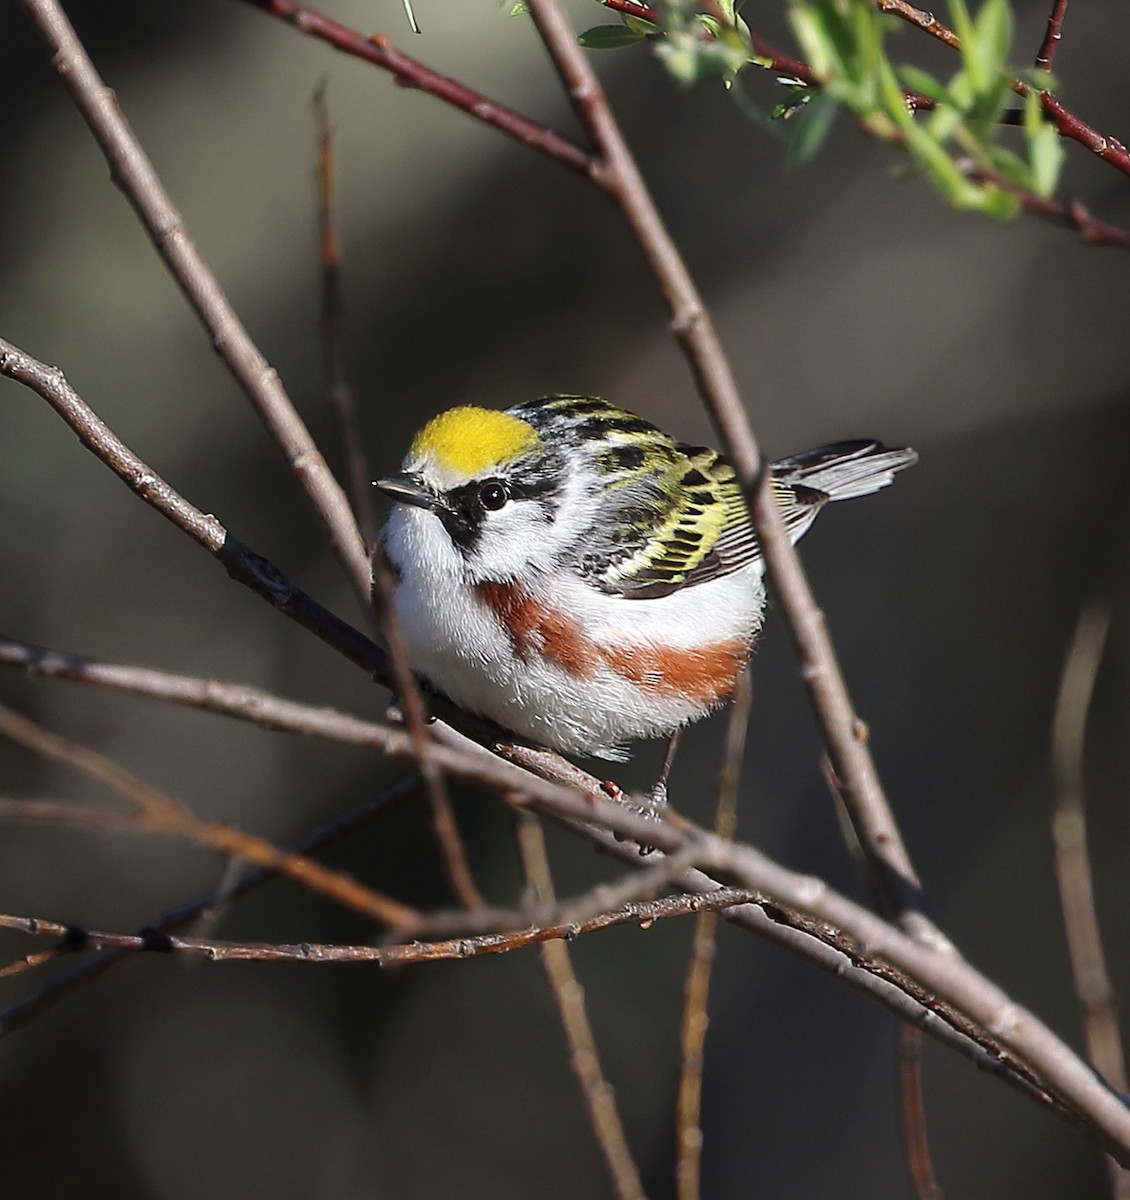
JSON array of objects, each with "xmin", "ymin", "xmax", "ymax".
[
  {"xmin": 952, "ymin": 0, "xmax": 1012, "ymax": 97},
  {"xmin": 508, "ymin": 1, "xmax": 529, "ymax": 14},
  {"xmin": 973, "ymin": 0, "xmax": 1012, "ymax": 78},
  {"xmin": 771, "ymin": 83, "xmax": 813, "ymax": 121},
  {"xmin": 1024, "ymin": 89, "xmax": 1065, "ymax": 196},
  {"xmin": 979, "ymin": 186, "xmax": 1020, "ymax": 220},
  {"xmin": 577, "ymin": 24, "xmax": 646, "ymax": 50},
  {"xmin": 787, "ymin": 89, "xmax": 839, "ymax": 164}
]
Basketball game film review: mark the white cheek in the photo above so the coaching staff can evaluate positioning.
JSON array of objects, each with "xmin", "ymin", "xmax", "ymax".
[{"xmin": 465, "ymin": 502, "xmax": 557, "ymax": 581}]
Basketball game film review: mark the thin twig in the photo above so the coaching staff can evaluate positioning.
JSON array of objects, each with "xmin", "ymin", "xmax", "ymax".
[
  {"xmin": 0, "ymin": 889, "xmax": 757, "ymax": 969},
  {"xmin": 0, "ymin": 701, "xmax": 416, "ymax": 929},
  {"xmin": 372, "ymin": 547, "xmax": 486, "ymax": 910},
  {"xmin": 517, "ymin": 813, "xmax": 648, "ymax": 1200},
  {"xmin": 0, "ymin": 338, "xmax": 389, "ymax": 682},
  {"xmin": 240, "ymin": 0, "xmax": 591, "ymax": 175},
  {"xmin": 313, "ymin": 82, "xmax": 379, "ymax": 552},
  {"xmin": 21, "ymin": 0, "xmax": 372, "ymax": 611},
  {"xmin": 525, "ymin": 0, "xmax": 937, "ymax": 946},
  {"xmin": 675, "ymin": 671, "xmax": 751, "ymax": 1200},
  {"xmin": 1050, "ymin": 604, "xmax": 1129, "ymax": 1200},
  {"xmin": 1035, "ymin": 0, "xmax": 1069, "ymax": 73},
  {"xmin": 0, "ymin": 779, "xmax": 417, "ymax": 1029},
  {"xmin": 899, "ymin": 1023, "xmax": 945, "ymax": 1200},
  {"xmin": 313, "ymin": 80, "xmax": 483, "ymax": 908}
]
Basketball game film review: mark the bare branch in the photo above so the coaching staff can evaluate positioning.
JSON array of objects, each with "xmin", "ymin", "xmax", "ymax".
[
  {"xmin": 899, "ymin": 1023, "xmax": 945, "ymax": 1200},
  {"xmin": 1, "ymin": 889, "xmax": 759, "ymax": 969},
  {"xmin": 313, "ymin": 82, "xmax": 379, "ymax": 552},
  {"xmin": 21, "ymin": 0, "xmax": 372, "ymax": 611},
  {"xmin": 525, "ymin": 0, "xmax": 936, "ymax": 946},
  {"xmin": 0, "ymin": 338, "xmax": 389, "ymax": 681},
  {"xmin": 517, "ymin": 813, "xmax": 648, "ymax": 1200},
  {"xmin": 239, "ymin": 0, "xmax": 592, "ymax": 175},
  {"xmin": 1051, "ymin": 604, "xmax": 1129, "ymax": 1200},
  {"xmin": 0, "ymin": 701, "xmax": 417, "ymax": 930},
  {"xmin": 1035, "ymin": 0, "xmax": 1069, "ymax": 73},
  {"xmin": 674, "ymin": 671, "xmax": 751, "ymax": 1200},
  {"xmin": 373, "ymin": 546, "xmax": 486, "ymax": 910},
  {"xmin": 0, "ymin": 779, "xmax": 417, "ymax": 1028}
]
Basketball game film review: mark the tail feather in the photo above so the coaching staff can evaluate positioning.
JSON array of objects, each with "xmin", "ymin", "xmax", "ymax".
[{"xmin": 772, "ymin": 440, "xmax": 918, "ymax": 502}]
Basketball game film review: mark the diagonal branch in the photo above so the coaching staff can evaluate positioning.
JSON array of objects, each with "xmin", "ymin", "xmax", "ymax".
[
  {"xmin": 239, "ymin": 0, "xmax": 592, "ymax": 175},
  {"xmin": 517, "ymin": 812, "xmax": 648, "ymax": 1200},
  {"xmin": 21, "ymin": 0, "xmax": 372, "ymax": 611},
  {"xmin": 525, "ymin": 0, "xmax": 936, "ymax": 946},
  {"xmin": 0, "ymin": 701, "xmax": 417, "ymax": 929}
]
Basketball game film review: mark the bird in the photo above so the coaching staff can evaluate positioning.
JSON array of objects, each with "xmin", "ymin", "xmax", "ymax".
[{"xmin": 375, "ymin": 394, "xmax": 916, "ymax": 788}]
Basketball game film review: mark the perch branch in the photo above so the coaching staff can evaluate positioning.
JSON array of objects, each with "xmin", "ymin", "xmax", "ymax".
[{"xmin": 525, "ymin": 0, "xmax": 936, "ymax": 944}]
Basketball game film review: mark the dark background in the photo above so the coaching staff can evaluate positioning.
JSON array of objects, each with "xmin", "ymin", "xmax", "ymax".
[{"xmin": 1, "ymin": 1, "xmax": 1128, "ymax": 1196}]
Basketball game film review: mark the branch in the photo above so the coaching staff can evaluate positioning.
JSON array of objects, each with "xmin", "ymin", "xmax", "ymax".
[
  {"xmin": 0, "ymin": 701, "xmax": 417, "ymax": 929},
  {"xmin": 517, "ymin": 813, "xmax": 648, "ymax": 1200},
  {"xmin": 675, "ymin": 671, "xmax": 750, "ymax": 1200},
  {"xmin": 313, "ymin": 82, "xmax": 379, "ymax": 552},
  {"xmin": 0, "ymin": 779, "xmax": 418, "ymax": 1027},
  {"xmin": 876, "ymin": 0, "xmax": 1130, "ymax": 179},
  {"xmin": 239, "ymin": 0, "xmax": 592, "ymax": 175},
  {"xmin": 21, "ymin": 0, "xmax": 372, "ymax": 611},
  {"xmin": 1050, "ymin": 606, "xmax": 1128, "ymax": 1123},
  {"xmin": 524, "ymin": 0, "xmax": 936, "ymax": 945},
  {"xmin": 1035, "ymin": 0, "xmax": 1069, "ymax": 73}
]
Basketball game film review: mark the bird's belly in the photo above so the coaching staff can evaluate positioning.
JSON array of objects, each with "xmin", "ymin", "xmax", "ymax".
[{"xmin": 389, "ymin": 553, "xmax": 764, "ymax": 758}]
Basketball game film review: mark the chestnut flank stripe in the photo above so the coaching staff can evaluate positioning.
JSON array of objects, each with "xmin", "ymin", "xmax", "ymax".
[{"xmin": 474, "ymin": 581, "xmax": 746, "ymax": 704}]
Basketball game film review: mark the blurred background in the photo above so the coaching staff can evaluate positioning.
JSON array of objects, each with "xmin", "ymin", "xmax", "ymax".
[{"xmin": 1, "ymin": 1, "xmax": 1128, "ymax": 1196}]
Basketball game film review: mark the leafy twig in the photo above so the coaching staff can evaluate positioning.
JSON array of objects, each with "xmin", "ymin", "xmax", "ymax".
[{"xmin": 875, "ymin": 0, "xmax": 1130, "ymax": 178}]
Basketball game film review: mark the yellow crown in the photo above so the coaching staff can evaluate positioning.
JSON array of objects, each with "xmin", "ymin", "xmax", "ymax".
[{"xmin": 409, "ymin": 406, "xmax": 541, "ymax": 478}]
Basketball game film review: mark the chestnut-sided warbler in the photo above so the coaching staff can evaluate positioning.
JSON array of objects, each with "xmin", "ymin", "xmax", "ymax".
[{"xmin": 376, "ymin": 395, "xmax": 915, "ymax": 765}]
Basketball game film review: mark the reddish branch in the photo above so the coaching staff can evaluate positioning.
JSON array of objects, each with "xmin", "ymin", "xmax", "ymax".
[
  {"xmin": 239, "ymin": 0, "xmax": 591, "ymax": 175},
  {"xmin": 1035, "ymin": 0, "xmax": 1069, "ymax": 73}
]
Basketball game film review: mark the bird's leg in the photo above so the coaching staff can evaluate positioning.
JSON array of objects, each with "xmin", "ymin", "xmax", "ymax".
[
  {"xmin": 634, "ymin": 728, "xmax": 681, "ymax": 856},
  {"xmin": 647, "ymin": 727, "xmax": 682, "ymax": 811}
]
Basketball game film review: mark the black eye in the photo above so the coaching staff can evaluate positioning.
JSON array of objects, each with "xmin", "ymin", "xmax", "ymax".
[{"xmin": 478, "ymin": 480, "xmax": 509, "ymax": 512}]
